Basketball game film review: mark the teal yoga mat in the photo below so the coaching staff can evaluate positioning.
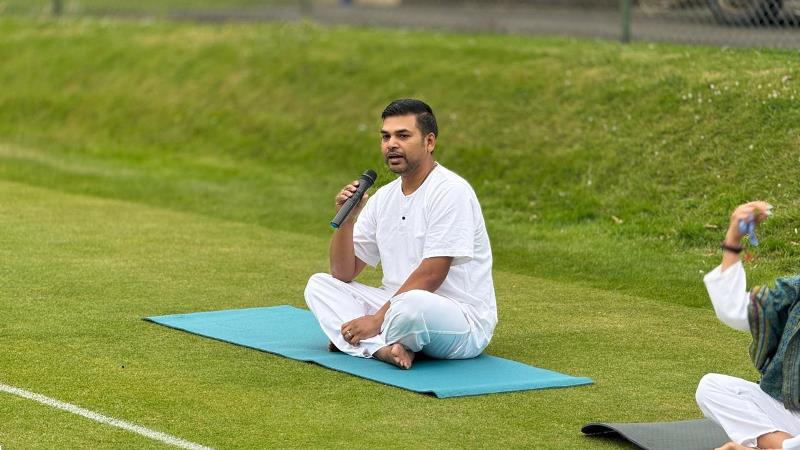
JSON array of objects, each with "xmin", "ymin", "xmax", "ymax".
[{"xmin": 145, "ymin": 305, "xmax": 593, "ymax": 398}]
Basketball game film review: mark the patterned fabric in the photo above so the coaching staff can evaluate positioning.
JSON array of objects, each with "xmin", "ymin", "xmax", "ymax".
[{"xmin": 748, "ymin": 275, "xmax": 800, "ymax": 410}]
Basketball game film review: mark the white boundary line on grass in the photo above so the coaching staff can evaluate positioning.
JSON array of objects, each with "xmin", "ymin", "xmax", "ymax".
[{"xmin": 0, "ymin": 382, "xmax": 213, "ymax": 450}]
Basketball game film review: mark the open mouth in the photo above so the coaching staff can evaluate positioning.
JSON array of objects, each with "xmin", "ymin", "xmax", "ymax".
[{"xmin": 386, "ymin": 153, "xmax": 405, "ymax": 164}]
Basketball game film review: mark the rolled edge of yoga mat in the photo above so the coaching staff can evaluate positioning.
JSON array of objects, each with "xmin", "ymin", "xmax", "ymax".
[{"xmin": 581, "ymin": 419, "xmax": 730, "ymax": 450}]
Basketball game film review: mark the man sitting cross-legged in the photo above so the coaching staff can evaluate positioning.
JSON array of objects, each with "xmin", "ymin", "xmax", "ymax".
[
  {"xmin": 698, "ymin": 201, "xmax": 800, "ymax": 450},
  {"xmin": 304, "ymin": 99, "xmax": 497, "ymax": 369}
]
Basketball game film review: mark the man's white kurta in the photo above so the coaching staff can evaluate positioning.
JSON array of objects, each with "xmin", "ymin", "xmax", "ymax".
[
  {"xmin": 352, "ymin": 164, "xmax": 497, "ymax": 346},
  {"xmin": 305, "ymin": 164, "xmax": 496, "ymax": 359}
]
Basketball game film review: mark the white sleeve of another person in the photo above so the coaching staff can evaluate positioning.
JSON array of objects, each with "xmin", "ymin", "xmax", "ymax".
[{"xmin": 703, "ymin": 261, "xmax": 750, "ymax": 332}]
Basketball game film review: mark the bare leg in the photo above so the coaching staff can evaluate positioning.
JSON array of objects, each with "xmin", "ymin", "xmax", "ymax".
[
  {"xmin": 373, "ymin": 343, "xmax": 415, "ymax": 369},
  {"xmin": 758, "ymin": 431, "xmax": 793, "ymax": 449}
]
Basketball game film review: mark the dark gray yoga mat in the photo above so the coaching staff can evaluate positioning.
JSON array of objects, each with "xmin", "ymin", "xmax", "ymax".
[{"xmin": 582, "ymin": 419, "xmax": 730, "ymax": 450}]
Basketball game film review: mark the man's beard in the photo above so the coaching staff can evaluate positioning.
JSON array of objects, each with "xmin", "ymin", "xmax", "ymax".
[{"xmin": 386, "ymin": 156, "xmax": 420, "ymax": 174}]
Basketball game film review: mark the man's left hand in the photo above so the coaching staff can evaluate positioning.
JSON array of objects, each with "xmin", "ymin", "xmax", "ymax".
[{"xmin": 341, "ymin": 315, "xmax": 382, "ymax": 346}]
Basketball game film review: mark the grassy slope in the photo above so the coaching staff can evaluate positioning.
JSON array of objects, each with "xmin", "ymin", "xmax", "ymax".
[
  {"xmin": 0, "ymin": 17, "xmax": 798, "ymax": 448},
  {"xmin": 0, "ymin": 179, "xmax": 753, "ymax": 448},
  {"xmin": 2, "ymin": 19, "xmax": 800, "ymax": 308}
]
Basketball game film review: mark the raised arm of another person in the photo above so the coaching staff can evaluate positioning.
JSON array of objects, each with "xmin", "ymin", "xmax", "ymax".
[{"xmin": 703, "ymin": 201, "xmax": 771, "ymax": 332}]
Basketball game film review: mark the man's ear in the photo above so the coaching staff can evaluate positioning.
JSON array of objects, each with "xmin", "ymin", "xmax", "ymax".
[{"xmin": 426, "ymin": 133, "xmax": 436, "ymax": 153}]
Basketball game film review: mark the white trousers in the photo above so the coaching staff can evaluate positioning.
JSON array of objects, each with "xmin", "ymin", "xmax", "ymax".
[
  {"xmin": 696, "ymin": 373, "xmax": 800, "ymax": 448},
  {"xmin": 304, "ymin": 273, "xmax": 485, "ymax": 359}
]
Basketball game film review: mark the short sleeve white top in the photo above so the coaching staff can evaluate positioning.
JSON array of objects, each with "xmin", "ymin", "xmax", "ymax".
[{"xmin": 352, "ymin": 164, "xmax": 497, "ymax": 340}]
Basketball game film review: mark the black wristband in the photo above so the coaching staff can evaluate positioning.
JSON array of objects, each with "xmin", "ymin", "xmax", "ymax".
[{"xmin": 721, "ymin": 242, "xmax": 743, "ymax": 254}]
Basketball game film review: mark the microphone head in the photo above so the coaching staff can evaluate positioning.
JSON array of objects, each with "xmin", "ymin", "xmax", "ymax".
[{"xmin": 360, "ymin": 169, "xmax": 378, "ymax": 187}]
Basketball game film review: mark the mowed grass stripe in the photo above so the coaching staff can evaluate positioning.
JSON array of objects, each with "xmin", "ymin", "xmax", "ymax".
[
  {"xmin": 0, "ymin": 394, "xmax": 179, "ymax": 449},
  {"xmin": 1, "ymin": 179, "xmax": 755, "ymax": 448},
  {"xmin": 0, "ymin": 382, "xmax": 213, "ymax": 449}
]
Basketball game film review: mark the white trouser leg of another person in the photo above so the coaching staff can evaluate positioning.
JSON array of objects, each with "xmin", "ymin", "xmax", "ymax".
[
  {"xmin": 304, "ymin": 273, "xmax": 485, "ymax": 360},
  {"xmin": 696, "ymin": 373, "xmax": 800, "ymax": 448}
]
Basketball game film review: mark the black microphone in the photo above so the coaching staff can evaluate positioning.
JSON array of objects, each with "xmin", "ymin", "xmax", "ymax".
[{"xmin": 331, "ymin": 169, "xmax": 377, "ymax": 229}]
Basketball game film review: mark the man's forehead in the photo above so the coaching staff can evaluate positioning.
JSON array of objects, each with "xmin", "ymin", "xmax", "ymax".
[{"xmin": 381, "ymin": 114, "xmax": 417, "ymax": 132}]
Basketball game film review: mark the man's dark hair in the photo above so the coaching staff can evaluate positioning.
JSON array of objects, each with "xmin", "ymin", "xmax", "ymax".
[{"xmin": 381, "ymin": 99, "xmax": 438, "ymax": 137}]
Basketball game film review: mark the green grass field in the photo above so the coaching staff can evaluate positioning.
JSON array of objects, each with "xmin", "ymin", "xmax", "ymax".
[{"xmin": 1, "ymin": 16, "xmax": 797, "ymax": 448}]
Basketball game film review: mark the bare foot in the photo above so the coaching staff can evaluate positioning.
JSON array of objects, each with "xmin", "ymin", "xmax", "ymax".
[{"xmin": 374, "ymin": 343, "xmax": 415, "ymax": 369}]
